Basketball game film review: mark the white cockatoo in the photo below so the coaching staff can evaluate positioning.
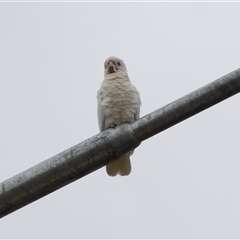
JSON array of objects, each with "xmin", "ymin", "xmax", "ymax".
[{"xmin": 97, "ymin": 56, "xmax": 141, "ymax": 176}]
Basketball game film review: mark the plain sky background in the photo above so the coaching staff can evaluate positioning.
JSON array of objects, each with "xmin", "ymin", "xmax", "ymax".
[{"xmin": 1, "ymin": 2, "xmax": 240, "ymax": 239}]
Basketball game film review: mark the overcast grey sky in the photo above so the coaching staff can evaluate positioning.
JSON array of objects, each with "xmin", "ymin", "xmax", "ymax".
[{"xmin": 1, "ymin": 2, "xmax": 240, "ymax": 239}]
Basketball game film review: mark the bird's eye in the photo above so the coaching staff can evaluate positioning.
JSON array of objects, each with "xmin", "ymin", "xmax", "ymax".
[{"xmin": 117, "ymin": 62, "xmax": 121, "ymax": 66}]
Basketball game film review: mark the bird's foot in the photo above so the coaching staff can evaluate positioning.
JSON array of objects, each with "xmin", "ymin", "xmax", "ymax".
[{"xmin": 110, "ymin": 123, "xmax": 117, "ymax": 129}]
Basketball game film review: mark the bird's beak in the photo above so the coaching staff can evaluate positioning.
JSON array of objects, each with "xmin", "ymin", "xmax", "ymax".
[{"xmin": 108, "ymin": 61, "xmax": 116, "ymax": 74}]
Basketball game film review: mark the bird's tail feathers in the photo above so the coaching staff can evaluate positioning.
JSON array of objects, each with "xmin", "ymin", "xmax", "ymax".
[{"xmin": 106, "ymin": 154, "xmax": 131, "ymax": 177}]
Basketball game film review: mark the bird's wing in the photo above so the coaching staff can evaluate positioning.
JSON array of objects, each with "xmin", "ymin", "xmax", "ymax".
[{"xmin": 97, "ymin": 88, "xmax": 105, "ymax": 131}]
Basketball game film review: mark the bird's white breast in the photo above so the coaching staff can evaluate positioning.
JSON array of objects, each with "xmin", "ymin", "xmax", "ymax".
[{"xmin": 97, "ymin": 73, "xmax": 140, "ymax": 131}]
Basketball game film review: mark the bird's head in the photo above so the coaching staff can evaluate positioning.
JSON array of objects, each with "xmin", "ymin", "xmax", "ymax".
[{"xmin": 104, "ymin": 56, "xmax": 127, "ymax": 77}]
